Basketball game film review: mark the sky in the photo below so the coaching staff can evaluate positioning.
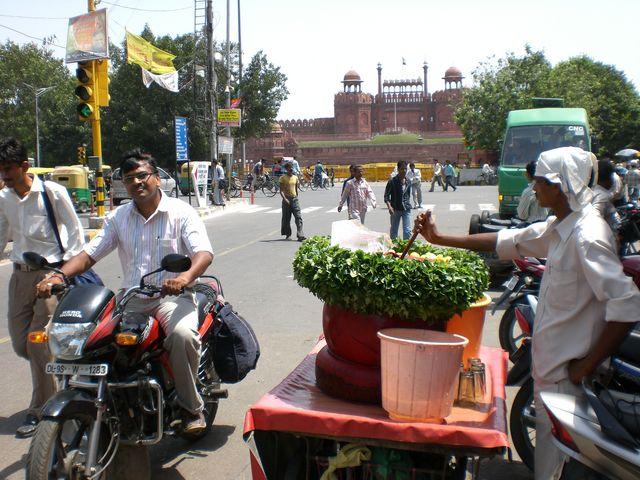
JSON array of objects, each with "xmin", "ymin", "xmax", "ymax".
[{"xmin": 1, "ymin": 0, "xmax": 639, "ymax": 121}]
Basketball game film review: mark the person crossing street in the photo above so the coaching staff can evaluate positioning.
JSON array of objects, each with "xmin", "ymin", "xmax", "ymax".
[
  {"xmin": 338, "ymin": 165, "xmax": 376, "ymax": 224},
  {"xmin": 279, "ymin": 162, "xmax": 306, "ymax": 241}
]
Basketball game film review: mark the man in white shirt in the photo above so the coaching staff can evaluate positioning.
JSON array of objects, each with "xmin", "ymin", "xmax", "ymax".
[
  {"xmin": 407, "ymin": 163, "xmax": 422, "ymax": 209},
  {"xmin": 212, "ymin": 159, "xmax": 225, "ymax": 205},
  {"xmin": 517, "ymin": 161, "xmax": 549, "ymax": 223},
  {"xmin": 428, "ymin": 159, "xmax": 444, "ymax": 192},
  {"xmin": 0, "ymin": 137, "xmax": 85, "ymax": 437},
  {"xmin": 38, "ymin": 149, "xmax": 214, "ymax": 434},
  {"xmin": 251, "ymin": 159, "xmax": 264, "ymax": 192},
  {"xmin": 415, "ymin": 147, "xmax": 640, "ymax": 480}
]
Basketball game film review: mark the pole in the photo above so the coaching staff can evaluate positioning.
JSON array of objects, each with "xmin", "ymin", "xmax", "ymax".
[
  {"xmin": 88, "ymin": 0, "xmax": 105, "ymax": 218},
  {"xmin": 206, "ymin": 0, "xmax": 217, "ymax": 164},
  {"xmin": 237, "ymin": 0, "xmax": 246, "ymax": 171},
  {"xmin": 34, "ymin": 92, "xmax": 41, "ymax": 167},
  {"xmin": 225, "ymin": 0, "xmax": 232, "ymax": 200}
]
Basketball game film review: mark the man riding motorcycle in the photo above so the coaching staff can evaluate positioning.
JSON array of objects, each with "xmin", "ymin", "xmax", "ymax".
[{"xmin": 37, "ymin": 149, "xmax": 214, "ymax": 434}]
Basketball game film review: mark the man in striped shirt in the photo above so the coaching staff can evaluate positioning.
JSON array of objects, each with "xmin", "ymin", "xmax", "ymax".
[
  {"xmin": 38, "ymin": 149, "xmax": 214, "ymax": 434},
  {"xmin": 338, "ymin": 165, "xmax": 377, "ymax": 224}
]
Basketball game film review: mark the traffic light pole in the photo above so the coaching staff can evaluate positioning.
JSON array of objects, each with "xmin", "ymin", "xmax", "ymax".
[{"xmin": 88, "ymin": 0, "xmax": 105, "ymax": 219}]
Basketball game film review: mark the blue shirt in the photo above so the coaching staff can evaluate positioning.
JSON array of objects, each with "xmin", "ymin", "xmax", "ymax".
[{"xmin": 444, "ymin": 164, "xmax": 455, "ymax": 177}]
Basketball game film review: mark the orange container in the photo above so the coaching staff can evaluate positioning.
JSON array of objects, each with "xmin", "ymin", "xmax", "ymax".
[
  {"xmin": 378, "ymin": 329, "xmax": 468, "ymax": 422},
  {"xmin": 446, "ymin": 293, "xmax": 491, "ymax": 366}
]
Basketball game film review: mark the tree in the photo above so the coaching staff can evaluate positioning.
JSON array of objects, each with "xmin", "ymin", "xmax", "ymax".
[
  {"xmin": 544, "ymin": 56, "xmax": 640, "ymax": 156},
  {"xmin": 235, "ymin": 51, "xmax": 289, "ymax": 141},
  {"xmin": 0, "ymin": 41, "xmax": 88, "ymax": 166},
  {"xmin": 454, "ymin": 45, "xmax": 551, "ymax": 151}
]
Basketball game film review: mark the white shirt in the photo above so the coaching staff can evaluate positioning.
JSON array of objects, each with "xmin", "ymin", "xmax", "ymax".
[
  {"xmin": 497, "ymin": 205, "xmax": 640, "ymax": 383},
  {"xmin": 0, "ymin": 176, "xmax": 85, "ymax": 264},
  {"xmin": 85, "ymin": 192, "xmax": 213, "ymax": 289},
  {"xmin": 516, "ymin": 183, "xmax": 549, "ymax": 223},
  {"xmin": 213, "ymin": 164, "xmax": 224, "ymax": 181},
  {"xmin": 592, "ymin": 184, "xmax": 620, "ymax": 230},
  {"xmin": 611, "ymin": 172, "xmax": 624, "ymax": 200},
  {"xmin": 407, "ymin": 168, "xmax": 421, "ymax": 184},
  {"xmin": 433, "ymin": 163, "xmax": 442, "ymax": 177}
]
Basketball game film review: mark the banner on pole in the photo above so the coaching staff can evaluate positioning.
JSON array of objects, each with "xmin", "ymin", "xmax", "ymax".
[
  {"xmin": 126, "ymin": 30, "xmax": 176, "ymax": 74},
  {"xmin": 217, "ymin": 109, "xmax": 242, "ymax": 127},
  {"xmin": 218, "ymin": 136, "xmax": 234, "ymax": 155},
  {"xmin": 65, "ymin": 9, "xmax": 109, "ymax": 63}
]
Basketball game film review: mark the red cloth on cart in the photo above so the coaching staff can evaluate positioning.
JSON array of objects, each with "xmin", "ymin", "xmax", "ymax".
[{"xmin": 244, "ymin": 340, "xmax": 509, "ymax": 450}]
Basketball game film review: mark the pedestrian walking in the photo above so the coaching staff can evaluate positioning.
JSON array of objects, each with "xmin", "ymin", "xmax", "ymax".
[
  {"xmin": 338, "ymin": 165, "xmax": 376, "ymax": 224},
  {"xmin": 443, "ymin": 160, "xmax": 457, "ymax": 191},
  {"xmin": 0, "ymin": 137, "xmax": 85, "ymax": 437},
  {"xmin": 279, "ymin": 162, "xmax": 306, "ymax": 241},
  {"xmin": 429, "ymin": 159, "xmax": 444, "ymax": 192},
  {"xmin": 415, "ymin": 146, "xmax": 640, "ymax": 480},
  {"xmin": 212, "ymin": 159, "xmax": 225, "ymax": 205},
  {"xmin": 384, "ymin": 160, "xmax": 412, "ymax": 239},
  {"xmin": 407, "ymin": 162, "xmax": 422, "ymax": 208},
  {"xmin": 625, "ymin": 161, "xmax": 640, "ymax": 202},
  {"xmin": 329, "ymin": 167, "xmax": 335, "ymax": 187},
  {"xmin": 342, "ymin": 164, "xmax": 356, "ymax": 208}
]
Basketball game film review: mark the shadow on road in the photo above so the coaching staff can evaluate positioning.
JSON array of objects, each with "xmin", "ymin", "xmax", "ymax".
[
  {"xmin": 0, "ymin": 454, "xmax": 27, "ymax": 479},
  {"xmin": 150, "ymin": 424, "xmax": 236, "ymax": 479},
  {"xmin": 0, "ymin": 410, "xmax": 28, "ymax": 436}
]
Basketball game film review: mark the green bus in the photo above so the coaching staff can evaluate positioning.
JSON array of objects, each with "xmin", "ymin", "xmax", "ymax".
[{"xmin": 498, "ymin": 105, "xmax": 591, "ymax": 217}]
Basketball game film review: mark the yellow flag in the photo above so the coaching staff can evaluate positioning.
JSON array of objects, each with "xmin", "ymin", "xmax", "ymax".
[{"xmin": 126, "ymin": 31, "xmax": 176, "ymax": 74}]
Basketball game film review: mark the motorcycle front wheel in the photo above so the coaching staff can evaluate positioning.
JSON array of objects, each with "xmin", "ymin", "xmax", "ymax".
[
  {"xmin": 26, "ymin": 417, "xmax": 115, "ymax": 480},
  {"xmin": 499, "ymin": 302, "xmax": 528, "ymax": 359},
  {"xmin": 510, "ymin": 378, "xmax": 535, "ymax": 471}
]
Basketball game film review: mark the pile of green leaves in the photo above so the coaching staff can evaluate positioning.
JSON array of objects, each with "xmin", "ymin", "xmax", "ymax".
[{"xmin": 293, "ymin": 236, "xmax": 489, "ymax": 323}]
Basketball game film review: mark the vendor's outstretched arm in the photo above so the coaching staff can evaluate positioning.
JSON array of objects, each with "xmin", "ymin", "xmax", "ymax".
[{"xmin": 414, "ymin": 211, "xmax": 497, "ymax": 252}]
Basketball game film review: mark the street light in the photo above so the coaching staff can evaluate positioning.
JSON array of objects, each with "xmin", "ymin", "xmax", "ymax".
[{"xmin": 24, "ymin": 83, "xmax": 54, "ymax": 167}]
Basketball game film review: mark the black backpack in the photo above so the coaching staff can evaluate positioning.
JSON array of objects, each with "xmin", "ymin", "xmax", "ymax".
[{"xmin": 213, "ymin": 303, "xmax": 260, "ymax": 383}]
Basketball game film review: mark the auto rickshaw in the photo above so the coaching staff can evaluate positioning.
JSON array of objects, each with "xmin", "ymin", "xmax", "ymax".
[
  {"xmin": 179, "ymin": 161, "xmax": 210, "ymax": 194},
  {"xmin": 51, "ymin": 166, "xmax": 92, "ymax": 213},
  {"xmin": 27, "ymin": 167, "xmax": 55, "ymax": 180}
]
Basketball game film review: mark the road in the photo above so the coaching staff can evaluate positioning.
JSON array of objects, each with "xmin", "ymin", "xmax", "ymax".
[{"xmin": 0, "ymin": 183, "xmax": 532, "ymax": 479}]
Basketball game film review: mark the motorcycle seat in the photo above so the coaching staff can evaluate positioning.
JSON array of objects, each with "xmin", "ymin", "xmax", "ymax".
[
  {"xmin": 489, "ymin": 218, "xmax": 513, "ymax": 227},
  {"xmin": 479, "ymin": 223, "xmax": 507, "ymax": 233},
  {"xmin": 195, "ymin": 291, "xmax": 212, "ymax": 326}
]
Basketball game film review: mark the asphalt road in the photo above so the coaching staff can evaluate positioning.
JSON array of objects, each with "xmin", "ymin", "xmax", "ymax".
[{"xmin": 0, "ymin": 183, "xmax": 532, "ymax": 479}]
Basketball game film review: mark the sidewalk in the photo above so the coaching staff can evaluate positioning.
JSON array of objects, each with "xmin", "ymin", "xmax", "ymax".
[{"xmin": 0, "ymin": 198, "xmax": 253, "ymax": 265}]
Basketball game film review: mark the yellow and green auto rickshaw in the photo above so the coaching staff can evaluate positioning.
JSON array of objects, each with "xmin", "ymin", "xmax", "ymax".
[
  {"xmin": 51, "ymin": 166, "xmax": 92, "ymax": 213},
  {"xmin": 27, "ymin": 167, "xmax": 55, "ymax": 180}
]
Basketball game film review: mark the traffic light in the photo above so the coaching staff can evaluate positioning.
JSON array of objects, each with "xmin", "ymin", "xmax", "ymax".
[
  {"xmin": 75, "ymin": 61, "xmax": 96, "ymax": 120},
  {"xmin": 77, "ymin": 145, "xmax": 87, "ymax": 164},
  {"xmin": 95, "ymin": 59, "xmax": 110, "ymax": 107}
]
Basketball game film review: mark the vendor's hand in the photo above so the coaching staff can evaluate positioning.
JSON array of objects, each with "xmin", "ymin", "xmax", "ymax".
[
  {"xmin": 568, "ymin": 357, "xmax": 592, "ymax": 385},
  {"xmin": 162, "ymin": 275, "xmax": 190, "ymax": 297},
  {"xmin": 36, "ymin": 274, "xmax": 64, "ymax": 299},
  {"xmin": 337, "ymin": 205, "xmax": 342, "ymax": 213},
  {"xmin": 414, "ymin": 211, "xmax": 439, "ymax": 243}
]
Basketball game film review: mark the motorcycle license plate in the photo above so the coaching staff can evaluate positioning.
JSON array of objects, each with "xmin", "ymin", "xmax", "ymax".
[
  {"xmin": 46, "ymin": 363, "xmax": 108, "ymax": 377},
  {"xmin": 504, "ymin": 275, "xmax": 519, "ymax": 291}
]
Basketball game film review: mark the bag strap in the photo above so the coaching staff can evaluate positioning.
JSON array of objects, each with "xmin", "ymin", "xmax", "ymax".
[{"xmin": 40, "ymin": 182, "xmax": 65, "ymax": 255}]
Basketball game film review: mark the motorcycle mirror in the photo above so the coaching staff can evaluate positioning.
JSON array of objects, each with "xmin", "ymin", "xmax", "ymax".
[
  {"xmin": 161, "ymin": 254, "xmax": 192, "ymax": 273},
  {"xmin": 23, "ymin": 252, "xmax": 49, "ymax": 270}
]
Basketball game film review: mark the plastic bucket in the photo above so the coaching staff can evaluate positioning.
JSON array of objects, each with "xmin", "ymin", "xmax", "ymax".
[
  {"xmin": 446, "ymin": 293, "xmax": 491, "ymax": 366},
  {"xmin": 378, "ymin": 329, "xmax": 468, "ymax": 422}
]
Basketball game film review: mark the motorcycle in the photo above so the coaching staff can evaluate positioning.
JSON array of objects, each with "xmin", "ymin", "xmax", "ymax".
[
  {"xmin": 494, "ymin": 257, "xmax": 544, "ymax": 358},
  {"xmin": 541, "ymin": 325, "xmax": 640, "ymax": 480},
  {"xmin": 23, "ymin": 252, "xmax": 228, "ymax": 480}
]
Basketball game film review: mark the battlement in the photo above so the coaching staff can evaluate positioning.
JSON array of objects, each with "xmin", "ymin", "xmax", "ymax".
[
  {"xmin": 278, "ymin": 117, "xmax": 335, "ymax": 134},
  {"xmin": 334, "ymin": 92, "xmax": 374, "ymax": 105}
]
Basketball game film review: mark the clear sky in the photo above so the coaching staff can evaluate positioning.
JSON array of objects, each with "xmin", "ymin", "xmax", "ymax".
[{"xmin": 2, "ymin": 0, "xmax": 638, "ymax": 121}]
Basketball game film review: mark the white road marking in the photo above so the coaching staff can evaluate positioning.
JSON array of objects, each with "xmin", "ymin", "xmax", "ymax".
[
  {"xmin": 265, "ymin": 208, "xmax": 282, "ymax": 214},
  {"xmin": 326, "ymin": 207, "xmax": 339, "ymax": 213},
  {"xmin": 478, "ymin": 203, "xmax": 497, "ymax": 211},
  {"xmin": 301, "ymin": 206, "xmax": 322, "ymax": 213},
  {"xmin": 241, "ymin": 206, "xmax": 271, "ymax": 214},
  {"xmin": 450, "ymin": 204, "xmax": 466, "ymax": 211}
]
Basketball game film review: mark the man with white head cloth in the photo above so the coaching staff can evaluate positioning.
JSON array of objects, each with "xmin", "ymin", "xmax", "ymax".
[{"xmin": 414, "ymin": 147, "xmax": 640, "ymax": 479}]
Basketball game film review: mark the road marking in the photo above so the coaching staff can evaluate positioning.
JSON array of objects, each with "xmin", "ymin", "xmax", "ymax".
[
  {"xmin": 326, "ymin": 207, "xmax": 339, "ymax": 213},
  {"xmin": 265, "ymin": 208, "xmax": 281, "ymax": 214},
  {"xmin": 301, "ymin": 206, "xmax": 322, "ymax": 213},
  {"xmin": 0, "ymin": 336, "xmax": 10, "ymax": 345},
  {"xmin": 216, "ymin": 228, "xmax": 281, "ymax": 258},
  {"xmin": 478, "ymin": 203, "xmax": 497, "ymax": 211},
  {"xmin": 450, "ymin": 204, "xmax": 466, "ymax": 211},
  {"xmin": 241, "ymin": 206, "xmax": 271, "ymax": 214},
  {"xmin": 417, "ymin": 204, "xmax": 435, "ymax": 211}
]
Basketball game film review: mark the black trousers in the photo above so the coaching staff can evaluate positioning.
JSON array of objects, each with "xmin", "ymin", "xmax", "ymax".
[{"xmin": 281, "ymin": 197, "xmax": 304, "ymax": 238}]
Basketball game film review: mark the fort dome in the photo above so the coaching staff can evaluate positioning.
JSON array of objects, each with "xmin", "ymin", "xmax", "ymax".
[
  {"xmin": 444, "ymin": 66, "xmax": 462, "ymax": 79},
  {"xmin": 343, "ymin": 70, "xmax": 362, "ymax": 83}
]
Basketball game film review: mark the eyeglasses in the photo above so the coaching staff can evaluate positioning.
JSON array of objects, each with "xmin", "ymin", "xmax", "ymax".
[{"xmin": 122, "ymin": 171, "xmax": 157, "ymax": 184}]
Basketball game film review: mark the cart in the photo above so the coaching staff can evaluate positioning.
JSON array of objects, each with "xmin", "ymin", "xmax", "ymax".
[{"xmin": 244, "ymin": 340, "xmax": 509, "ymax": 479}]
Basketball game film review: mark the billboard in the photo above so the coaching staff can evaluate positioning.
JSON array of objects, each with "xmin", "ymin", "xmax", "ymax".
[
  {"xmin": 65, "ymin": 9, "xmax": 109, "ymax": 63},
  {"xmin": 217, "ymin": 108, "xmax": 242, "ymax": 127}
]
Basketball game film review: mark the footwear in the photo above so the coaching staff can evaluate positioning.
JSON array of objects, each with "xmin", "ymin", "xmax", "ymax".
[
  {"xmin": 285, "ymin": 235, "xmax": 290, "ymax": 240},
  {"xmin": 16, "ymin": 414, "xmax": 38, "ymax": 438},
  {"xmin": 297, "ymin": 236, "xmax": 307, "ymax": 242},
  {"xmin": 182, "ymin": 411, "xmax": 206, "ymax": 434}
]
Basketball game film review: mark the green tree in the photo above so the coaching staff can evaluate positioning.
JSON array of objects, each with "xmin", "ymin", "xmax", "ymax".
[
  {"xmin": 545, "ymin": 56, "xmax": 640, "ymax": 156},
  {"xmin": 235, "ymin": 51, "xmax": 289, "ymax": 141},
  {"xmin": 0, "ymin": 41, "xmax": 88, "ymax": 166},
  {"xmin": 454, "ymin": 45, "xmax": 551, "ymax": 151}
]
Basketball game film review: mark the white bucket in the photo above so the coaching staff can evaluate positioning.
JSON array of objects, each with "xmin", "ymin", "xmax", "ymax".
[{"xmin": 378, "ymin": 328, "xmax": 468, "ymax": 422}]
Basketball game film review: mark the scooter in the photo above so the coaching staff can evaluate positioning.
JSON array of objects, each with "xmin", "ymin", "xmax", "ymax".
[{"xmin": 542, "ymin": 326, "xmax": 640, "ymax": 480}]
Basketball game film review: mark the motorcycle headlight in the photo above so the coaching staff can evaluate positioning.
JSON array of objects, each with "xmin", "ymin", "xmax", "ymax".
[
  {"xmin": 48, "ymin": 322, "xmax": 95, "ymax": 360},
  {"xmin": 524, "ymin": 275, "xmax": 534, "ymax": 286}
]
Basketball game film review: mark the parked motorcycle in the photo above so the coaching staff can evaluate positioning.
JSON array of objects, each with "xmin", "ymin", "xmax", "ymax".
[
  {"xmin": 23, "ymin": 252, "xmax": 228, "ymax": 480},
  {"xmin": 542, "ymin": 325, "xmax": 640, "ymax": 480}
]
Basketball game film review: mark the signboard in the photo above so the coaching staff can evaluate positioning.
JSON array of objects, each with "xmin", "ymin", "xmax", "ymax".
[
  {"xmin": 174, "ymin": 116, "xmax": 189, "ymax": 161},
  {"xmin": 190, "ymin": 161, "xmax": 209, "ymax": 208},
  {"xmin": 217, "ymin": 108, "xmax": 242, "ymax": 127},
  {"xmin": 218, "ymin": 136, "xmax": 234, "ymax": 155},
  {"xmin": 65, "ymin": 9, "xmax": 109, "ymax": 63}
]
